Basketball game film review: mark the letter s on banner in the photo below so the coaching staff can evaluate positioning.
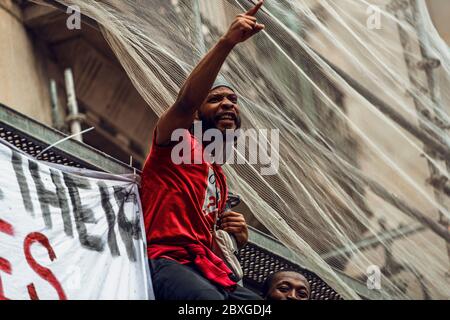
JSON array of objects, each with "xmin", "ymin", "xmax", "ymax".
[{"xmin": 24, "ymin": 232, "xmax": 67, "ymax": 300}]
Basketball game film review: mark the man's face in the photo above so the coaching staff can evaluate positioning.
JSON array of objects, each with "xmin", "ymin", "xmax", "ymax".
[
  {"xmin": 266, "ymin": 272, "xmax": 311, "ymax": 300},
  {"xmin": 198, "ymin": 86, "xmax": 241, "ymax": 132}
]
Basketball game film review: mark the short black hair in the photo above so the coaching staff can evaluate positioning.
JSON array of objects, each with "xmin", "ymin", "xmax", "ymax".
[{"xmin": 261, "ymin": 269, "xmax": 307, "ymax": 297}]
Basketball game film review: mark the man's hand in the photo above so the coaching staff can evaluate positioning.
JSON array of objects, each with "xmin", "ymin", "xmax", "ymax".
[
  {"xmin": 219, "ymin": 211, "xmax": 249, "ymax": 249},
  {"xmin": 154, "ymin": 1, "xmax": 265, "ymax": 146},
  {"xmin": 221, "ymin": 0, "xmax": 265, "ymax": 47}
]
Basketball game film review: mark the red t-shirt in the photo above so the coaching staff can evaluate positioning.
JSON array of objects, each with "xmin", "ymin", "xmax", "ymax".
[{"xmin": 140, "ymin": 129, "xmax": 236, "ymax": 290}]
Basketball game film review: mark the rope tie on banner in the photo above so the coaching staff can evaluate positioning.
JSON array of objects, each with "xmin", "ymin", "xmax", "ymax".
[{"xmin": 35, "ymin": 127, "xmax": 95, "ymax": 160}]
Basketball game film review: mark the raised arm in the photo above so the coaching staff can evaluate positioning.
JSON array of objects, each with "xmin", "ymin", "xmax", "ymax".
[{"xmin": 155, "ymin": 0, "xmax": 265, "ymax": 145}]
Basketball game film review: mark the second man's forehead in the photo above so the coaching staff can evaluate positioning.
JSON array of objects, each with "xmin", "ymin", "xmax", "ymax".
[{"xmin": 274, "ymin": 272, "xmax": 309, "ymax": 286}]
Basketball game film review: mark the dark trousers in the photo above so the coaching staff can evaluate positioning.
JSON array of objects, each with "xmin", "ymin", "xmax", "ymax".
[{"xmin": 149, "ymin": 258, "xmax": 263, "ymax": 300}]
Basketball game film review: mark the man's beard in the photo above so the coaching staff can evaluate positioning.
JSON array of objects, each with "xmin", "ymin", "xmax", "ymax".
[
  {"xmin": 190, "ymin": 113, "xmax": 242, "ymax": 164},
  {"xmin": 198, "ymin": 112, "xmax": 241, "ymax": 132}
]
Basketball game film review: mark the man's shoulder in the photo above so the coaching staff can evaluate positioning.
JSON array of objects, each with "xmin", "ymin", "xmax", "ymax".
[{"xmin": 142, "ymin": 129, "xmax": 204, "ymax": 172}]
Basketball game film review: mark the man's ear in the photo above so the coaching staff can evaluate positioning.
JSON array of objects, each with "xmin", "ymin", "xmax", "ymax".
[{"xmin": 194, "ymin": 110, "xmax": 200, "ymax": 121}]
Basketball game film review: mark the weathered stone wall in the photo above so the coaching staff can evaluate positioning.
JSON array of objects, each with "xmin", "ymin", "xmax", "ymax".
[{"xmin": 0, "ymin": 0, "xmax": 52, "ymax": 125}]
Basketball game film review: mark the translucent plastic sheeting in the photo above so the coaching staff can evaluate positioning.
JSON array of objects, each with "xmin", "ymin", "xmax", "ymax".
[{"xmin": 52, "ymin": 0, "xmax": 450, "ymax": 299}]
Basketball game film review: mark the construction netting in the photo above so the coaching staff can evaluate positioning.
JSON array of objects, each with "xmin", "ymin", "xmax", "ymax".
[{"xmin": 46, "ymin": 0, "xmax": 450, "ymax": 299}]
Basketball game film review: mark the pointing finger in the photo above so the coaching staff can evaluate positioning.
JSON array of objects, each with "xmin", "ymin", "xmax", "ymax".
[{"xmin": 245, "ymin": 0, "xmax": 264, "ymax": 17}]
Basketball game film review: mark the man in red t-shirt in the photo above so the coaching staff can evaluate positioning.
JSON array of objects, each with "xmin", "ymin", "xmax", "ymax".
[{"xmin": 140, "ymin": 1, "xmax": 266, "ymax": 300}]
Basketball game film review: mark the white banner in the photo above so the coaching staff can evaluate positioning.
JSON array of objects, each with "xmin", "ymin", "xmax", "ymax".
[{"xmin": 0, "ymin": 139, "xmax": 153, "ymax": 300}]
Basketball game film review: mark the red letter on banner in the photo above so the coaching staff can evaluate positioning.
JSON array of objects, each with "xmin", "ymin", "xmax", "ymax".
[
  {"xmin": 0, "ymin": 219, "xmax": 14, "ymax": 300},
  {"xmin": 24, "ymin": 232, "xmax": 67, "ymax": 300}
]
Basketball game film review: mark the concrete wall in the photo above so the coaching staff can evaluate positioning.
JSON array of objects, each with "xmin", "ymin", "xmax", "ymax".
[{"xmin": 0, "ymin": 0, "xmax": 52, "ymax": 125}]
